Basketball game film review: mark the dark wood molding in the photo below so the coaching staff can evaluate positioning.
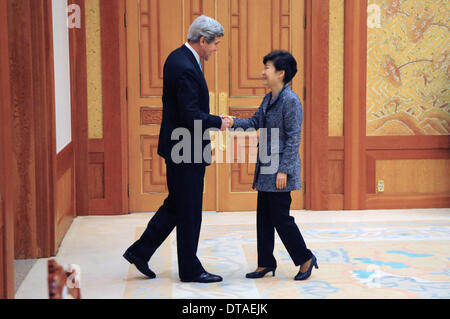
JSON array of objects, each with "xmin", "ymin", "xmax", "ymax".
[
  {"xmin": 366, "ymin": 193, "xmax": 450, "ymax": 209},
  {"xmin": 229, "ymin": 108, "xmax": 259, "ymax": 119},
  {"xmin": 0, "ymin": 0, "xmax": 15, "ymax": 298},
  {"xmin": 305, "ymin": 0, "xmax": 329, "ymax": 210},
  {"xmin": 366, "ymin": 136, "xmax": 450, "ymax": 150},
  {"xmin": 69, "ymin": 0, "xmax": 89, "ymax": 217},
  {"xmin": 367, "ymin": 149, "xmax": 450, "ymax": 160},
  {"xmin": 343, "ymin": 0, "xmax": 367, "ymax": 210}
]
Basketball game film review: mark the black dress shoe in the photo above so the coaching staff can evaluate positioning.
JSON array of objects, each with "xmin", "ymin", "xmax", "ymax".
[
  {"xmin": 294, "ymin": 255, "xmax": 318, "ymax": 281},
  {"xmin": 246, "ymin": 267, "xmax": 276, "ymax": 279},
  {"xmin": 180, "ymin": 272, "xmax": 223, "ymax": 283},
  {"xmin": 123, "ymin": 250, "xmax": 156, "ymax": 279}
]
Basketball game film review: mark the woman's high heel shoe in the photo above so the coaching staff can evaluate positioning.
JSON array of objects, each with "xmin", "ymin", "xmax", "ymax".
[
  {"xmin": 246, "ymin": 267, "xmax": 276, "ymax": 279},
  {"xmin": 294, "ymin": 255, "xmax": 318, "ymax": 281}
]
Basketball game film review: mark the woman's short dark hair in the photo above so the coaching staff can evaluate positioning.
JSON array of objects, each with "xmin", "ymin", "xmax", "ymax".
[{"xmin": 263, "ymin": 50, "xmax": 298, "ymax": 84}]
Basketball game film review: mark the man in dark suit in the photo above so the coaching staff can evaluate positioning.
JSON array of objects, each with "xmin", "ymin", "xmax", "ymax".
[{"xmin": 123, "ymin": 15, "xmax": 231, "ymax": 283}]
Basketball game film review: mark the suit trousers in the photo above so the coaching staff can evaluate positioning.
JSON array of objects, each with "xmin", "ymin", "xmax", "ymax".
[
  {"xmin": 257, "ymin": 191, "xmax": 312, "ymax": 268},
  {"xmin": 128, "ymin": 162, "xmax": 206, "ymax": 280}
]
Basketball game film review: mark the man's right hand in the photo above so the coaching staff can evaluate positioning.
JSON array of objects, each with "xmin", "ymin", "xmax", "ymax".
[{"xmin": 220, "ymin": 115, "xmax": 234, "ymax": 131}]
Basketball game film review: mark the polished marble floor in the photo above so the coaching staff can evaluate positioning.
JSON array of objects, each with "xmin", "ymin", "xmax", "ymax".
[{"xmin": 15, "ymin": 209, "xmax": 450, "ymax": 299}]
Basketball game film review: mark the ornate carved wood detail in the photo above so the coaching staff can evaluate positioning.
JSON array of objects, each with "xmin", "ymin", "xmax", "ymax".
[
  {"xmin": 229, "ymin": 108, "xmax": 258, "ymax": 119},
  {"xmin": 141, "ymin": 107, "xmax": 163, "ymax": 125}
]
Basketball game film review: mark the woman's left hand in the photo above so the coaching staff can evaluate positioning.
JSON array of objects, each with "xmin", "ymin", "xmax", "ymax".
[{"xmin": 276, "ymin": 172, "xmax": 287, "ymax": 190}]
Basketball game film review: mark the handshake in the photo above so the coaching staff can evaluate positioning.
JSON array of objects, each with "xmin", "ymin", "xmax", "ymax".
[{"xmin": 220, "ymin": 115, "xmax": 234, "ymax": 131}]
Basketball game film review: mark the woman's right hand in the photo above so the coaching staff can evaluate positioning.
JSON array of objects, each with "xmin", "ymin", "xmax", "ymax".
[{"xmin": 276, "ymin": 172, "xmax": 287, "ymax": 190}]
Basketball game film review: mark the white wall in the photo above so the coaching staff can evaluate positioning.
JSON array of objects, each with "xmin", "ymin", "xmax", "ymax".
[{"xmin": 52, "ymin": 0, "xmax": 72, "ymax": 153}]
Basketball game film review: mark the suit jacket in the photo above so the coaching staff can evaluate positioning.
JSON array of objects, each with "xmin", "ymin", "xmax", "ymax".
[
  {"xmin": 233, "ymin": 83, "xmax": 302, "ymax": 192},
  {"xmin": 158, "ymin": 44, "xmax": 222, "ymax": 166}
]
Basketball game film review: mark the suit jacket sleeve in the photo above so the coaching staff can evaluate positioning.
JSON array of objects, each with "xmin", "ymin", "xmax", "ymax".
[
  {"xmin": 176, "ymin": 70, "xmax": 222, "ymax": 130},
  {"xmin": 278, "ymin": 98, "xmax": 302, "ymax": 175}
]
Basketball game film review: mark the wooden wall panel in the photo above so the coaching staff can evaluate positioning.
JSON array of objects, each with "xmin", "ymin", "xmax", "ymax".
[
  {"xmin": 8, "ymin": 0, "xmax": 38, "ymax": 258},
  {"xmin": 55, "ymin": 143, "xmax": 75, "ymax": 249},
  {"xmin": 375, "ymin": 159, "xmax": 450, "ymax": 194},
  {"xmin": 139, "ymin": 0, "xmax": 182, "ymax": 96},
  {"xmin": 139, "ymin": 0, "xmax": 204, "ymax": 97},
  {"xmin": 88, "ymin": 162, "xmax": 105, "ymax": 199},
  {"xmin": 141, "ymin": 136, "xmax": 168, "ymax": 193},
  {"xmin": 88, "ymin": 139, "xmax": 106, "ymax": 210},
  {"xmin": 328, "ymin": 157, "xmax": 344, "ymax": 194},
  {"xmin": 230, "ymin": 140, "xmax": 257, "ymax": 192},
  {"xmin": 327, "ymin": 137, "xmax": 344, "ymax": 209},
  {"xmin": 230, "ymin": 0, "xmax": 290, "ymax": 96},
  {"xmin": 0, "ymin": 0, "xmax": 15, "ymax": 298},
  {"xmin": 365, "ymin": 141, "xmax": 450, "ymax": 208},
  {"xmin": 8, "ymin": 0, "xmax": 57, "ymax": 258}
]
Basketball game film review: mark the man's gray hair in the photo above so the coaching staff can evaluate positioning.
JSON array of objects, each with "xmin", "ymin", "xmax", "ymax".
[{"xmin": 187, "ymin": 15, "xmax": 224, "ymax": 43}]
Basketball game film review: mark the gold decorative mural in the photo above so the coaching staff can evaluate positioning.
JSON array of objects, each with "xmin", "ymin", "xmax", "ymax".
[
  {"xmin": 86, "ymin": 0, "xmax": 103, "ymax": 139},
  {"xmin": 329, "ymin": 0, "xmax": 345, "ymax": 137},
  {"xmin": 367, "ymin": 0, "xmax": 449, "ymax": 136}
]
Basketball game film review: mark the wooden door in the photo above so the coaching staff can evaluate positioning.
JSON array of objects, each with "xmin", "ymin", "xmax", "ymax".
[
  {"xmin": 127, "ymin": 0, "xmax": 305, "ymax": 212},
  {"xmin": 216, "ymin": 0, "xmax": 305, "ymax": 211},
  {"xmin": 127, "ymin": 0, "xmax": 217, "ymax": 212}
]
